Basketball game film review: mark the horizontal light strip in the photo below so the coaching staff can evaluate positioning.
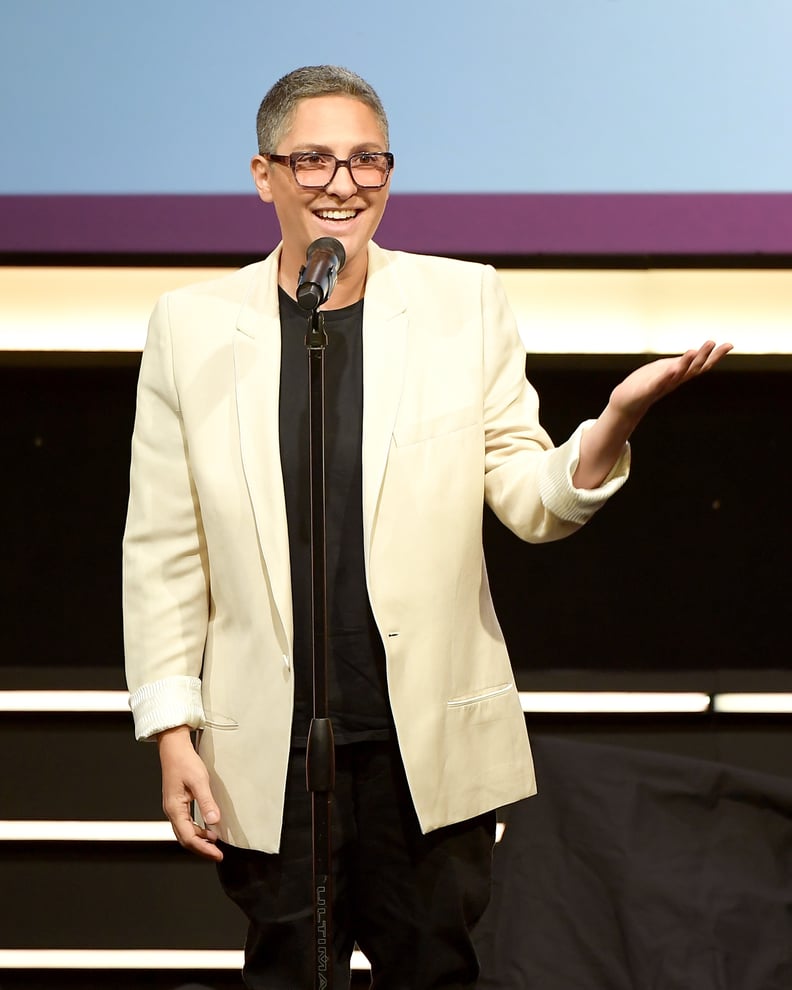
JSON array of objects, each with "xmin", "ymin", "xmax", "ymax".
[
  {"xmin": 519, "ymin": 691, "xmax": 711, "ymax": 714},
  {"xmin": 712, "ymin": 693, "xmax": 792, "ymax": 714},
  {"xmin": 0, "ymin": 820, "xmax": 174, "ymax": 842},
  {"xmin": 0, "ymin": 267, "xmax": 230, "ymax": 352},
  {"xmin": 0, "ymin": 690, "xmax": 129, "ymax": 712},
  {"xmin": 501, "ymin": 268, "xmax": 792, "ymax": 355},
  {"xmin": 0, "ymin": 818, "xmax": 506, "ymax": 846},
  {"xmin": 0, "ymin": 948, "xmax": 371, "ymax": 971},
  {"xmin": 1, "ymin": 689, "xmax": 711, "ymax": 715},
  {"xmin": 5, "ymin": 690, "xmax": 791, "ymax": 716},
  {"xmin": 1, "ymin": 267, "xmax": 790, "ymax": 353}
]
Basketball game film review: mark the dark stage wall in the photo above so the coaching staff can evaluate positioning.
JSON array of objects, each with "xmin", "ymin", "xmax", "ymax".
[{"xmin": 0, "ymin": 354, "xmax": 786, "ymax": 684}]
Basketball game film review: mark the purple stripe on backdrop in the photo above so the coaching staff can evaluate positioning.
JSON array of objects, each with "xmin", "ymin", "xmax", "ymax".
[{"xmin": 1, "ymin": 193, "xmax": 791, "ymax": 256}]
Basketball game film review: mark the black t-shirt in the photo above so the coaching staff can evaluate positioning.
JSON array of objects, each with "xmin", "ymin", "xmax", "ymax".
[{"xmin": 278, "ymin": 287, "xmax": 392, "ymax": 746}]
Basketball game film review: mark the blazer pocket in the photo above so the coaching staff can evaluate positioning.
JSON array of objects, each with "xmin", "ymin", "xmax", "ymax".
[
  {"xmin": 393, "ymin": 405, "xmax": 480, "ymax": 447},
  {"xmin": 202, "ymin": 709, "xmax": 239, "ymax": 729},
  {"xmin": 447, "ymin": 682, "xmax": 514, "ymax": 710}
]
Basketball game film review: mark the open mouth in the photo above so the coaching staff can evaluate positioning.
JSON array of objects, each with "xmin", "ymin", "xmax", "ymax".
[{"xmin": 314, "ymin": 208, "xmax": 360, "ymax": 222}]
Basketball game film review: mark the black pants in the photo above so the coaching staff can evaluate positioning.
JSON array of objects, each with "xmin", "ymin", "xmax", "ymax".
[{"xmin": 216, "ymin": 739, "xmax": 495, "ymax": 989}]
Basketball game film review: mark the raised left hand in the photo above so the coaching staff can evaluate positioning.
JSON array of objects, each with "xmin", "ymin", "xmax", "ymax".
[
  {"xmin": 609, "ymin": 340, "xmax": 733, "ymax": 421},
  {"xmin": 572, "ymin": 340, "xmax": 733, "ymax": 490}
]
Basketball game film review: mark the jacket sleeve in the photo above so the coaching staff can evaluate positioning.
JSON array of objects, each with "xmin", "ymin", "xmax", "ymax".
[
  {"xmin": 122, "ymin": 293, "xmax": 209, "ymax": 740},
  {"xmin": 481, "ymin": 264, "xmax": 630, "ymax": 542}
]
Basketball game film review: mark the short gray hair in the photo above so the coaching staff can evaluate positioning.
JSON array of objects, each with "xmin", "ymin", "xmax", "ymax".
[{"xmin": 256, "ymin": 65, "xmax": 389, "ymax": 153}]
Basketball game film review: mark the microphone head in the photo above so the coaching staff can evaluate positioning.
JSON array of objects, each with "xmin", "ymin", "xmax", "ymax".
[
  {"xmin": 307, "ymin": 236, "xmax": 346, "ymax": 270},
  {"xmin": 296, "ymin": 237, "xmax": 347, "ymax": 310}
]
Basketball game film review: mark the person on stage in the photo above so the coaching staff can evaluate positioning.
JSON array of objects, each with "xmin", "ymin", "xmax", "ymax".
[{"xmin": 123, "ymin": 64, "xmax": 731, "ymax": 989}]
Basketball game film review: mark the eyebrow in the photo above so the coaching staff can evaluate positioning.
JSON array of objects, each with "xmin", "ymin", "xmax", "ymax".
[{"xmin": 289, "ymin": 143, "xmax": 387, "ymax": 154}]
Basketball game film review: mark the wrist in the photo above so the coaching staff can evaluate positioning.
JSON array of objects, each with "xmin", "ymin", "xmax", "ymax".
[
  {"xmin": 602, "ymin": 396, "xmax": 645, "ymax": 438},
  {"xmin": 157, "ymin": 724, "xmax": 193, "ymax": 750}
]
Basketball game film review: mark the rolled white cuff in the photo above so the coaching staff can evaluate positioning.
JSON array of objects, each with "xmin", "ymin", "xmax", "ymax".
[
  {"xmin": 539, "ymin": 420, "xmax": 631, "ymax": 525},
  {"xmin": 128, "ymin": 674, "xmax": 205, "ymax": 741}
]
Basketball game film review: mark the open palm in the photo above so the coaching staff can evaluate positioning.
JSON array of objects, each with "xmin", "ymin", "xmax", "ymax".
[{"xmin": 610, "ymin": 341, "xmax": 733, "ymax": 419}]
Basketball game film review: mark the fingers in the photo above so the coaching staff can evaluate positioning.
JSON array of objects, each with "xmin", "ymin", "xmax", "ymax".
[
  {"xmin": 682, "ymin": 341, "xmax": 733, "ymax": 380},
  {"xmin": 183, "ymin": 819, "xmax": 225, "ymax": 861},
  {"xmin": 167, "ymin": 786, "xmax": 223, "ymax": 860},
  {"xmin": 186, "ymin": 785, "xmax": 224, "ymax": 860},
  {"xmin": 193, "ymin": 786, "xmax": 221, "ymax": 828},
  {"xmin": 158, "ymin": 728, "xmax": 224, "ymax": 861},
  {"xmin": 171, "ymin": 827, "xmax": 224, "ymax": 861},
  {"xmin": 701, "ymin": 341, "xmax": 734, "ymax": 370},
  {"xmin": 167, "ymin": 796, "xmax": 224, "ymax": 861}
]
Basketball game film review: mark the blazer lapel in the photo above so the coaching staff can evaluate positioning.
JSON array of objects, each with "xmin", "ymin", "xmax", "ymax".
[
  {"xmin": 233, "ymin": 247, "xmax": 294, "ymax": 651},
  {"xmin": 230, "ymin": 241, "xmax": 406, "ymax": 646},
  {"xmin": 361, "ymin": 242, "xmax": 408, "ymax": 561}
]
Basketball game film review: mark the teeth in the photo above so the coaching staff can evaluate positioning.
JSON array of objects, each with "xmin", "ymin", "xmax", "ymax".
[{"xmin": 316, "ymin": 209, "xmax": 357, "ymax": 220}]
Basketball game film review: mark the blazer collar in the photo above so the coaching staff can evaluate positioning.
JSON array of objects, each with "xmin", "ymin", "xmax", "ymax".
[
  {"xmin": 235, "ymin": 241, "xmax": 406, "ymax": 332},
  {"xmin": 236, "ymin": 245, "xmax": 282, "ymax": 339}
]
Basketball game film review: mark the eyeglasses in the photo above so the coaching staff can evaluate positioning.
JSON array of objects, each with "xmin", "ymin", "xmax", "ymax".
[{"xmin": 263, "ymin": 151, "xmax": 394, "ymax": 189}]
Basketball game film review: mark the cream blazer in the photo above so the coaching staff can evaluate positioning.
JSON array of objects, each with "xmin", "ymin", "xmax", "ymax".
[{"xmin": 123, "ymin": 242, "xmax": 629, "ymax": 852}]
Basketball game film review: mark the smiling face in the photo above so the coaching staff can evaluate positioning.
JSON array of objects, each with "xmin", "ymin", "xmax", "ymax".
[{"xmin": 251, "ymin": 95, "xmax": 392, "ymax": 306}]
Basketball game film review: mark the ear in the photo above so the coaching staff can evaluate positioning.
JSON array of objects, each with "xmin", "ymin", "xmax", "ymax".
[{"xmin": 250, "ymin": 155, "xmax": 274, "ymax": 203}]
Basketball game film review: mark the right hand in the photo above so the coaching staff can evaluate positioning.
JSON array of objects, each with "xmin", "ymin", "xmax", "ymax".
[{"xmin": 157, "ymin": 725, "xmax": 223, "ymax": 861}]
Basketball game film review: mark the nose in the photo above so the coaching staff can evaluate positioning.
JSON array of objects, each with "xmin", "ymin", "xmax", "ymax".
[{"xmin": 324, "ymin": 161, "xmax": 357, "ymax": 198}]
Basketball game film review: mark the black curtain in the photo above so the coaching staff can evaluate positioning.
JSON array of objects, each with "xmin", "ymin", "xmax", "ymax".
[{"xmin": 476, "ymin": 737, "xmax": 792, "ymax": 989}]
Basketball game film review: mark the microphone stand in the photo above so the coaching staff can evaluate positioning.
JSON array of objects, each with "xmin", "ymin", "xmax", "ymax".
[{"xmin": 303, "ymin": 303, "xmax": 335, "ymax": 990}]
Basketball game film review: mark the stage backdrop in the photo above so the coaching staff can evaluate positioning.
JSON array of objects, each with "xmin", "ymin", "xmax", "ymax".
[{"xmin": 1, "ymin": 0, "xmax": 791, "ymax": 255}]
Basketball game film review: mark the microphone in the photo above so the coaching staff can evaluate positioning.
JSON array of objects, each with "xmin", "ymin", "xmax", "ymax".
[{"xmin": 297, "ymin": 237, "xmax": 346, "ymax": 311}]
